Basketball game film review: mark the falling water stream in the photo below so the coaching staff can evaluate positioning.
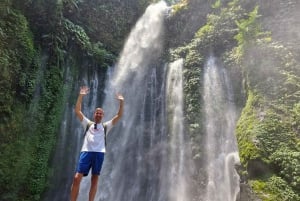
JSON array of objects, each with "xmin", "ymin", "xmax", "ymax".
[
  {"xmin": 203, "ymin": 56, "xmax": 240, "ymax": 201},
  {"xmin": 89, "ymin": 2, "xmax": 170, "ymax": 201},
  {"xmin": 43, "ymin": 1, "xmax": 241, "ymax": 201},
  {"xmin": 166, "ymin": 59, "xmax": 195, "ymax": 201}
]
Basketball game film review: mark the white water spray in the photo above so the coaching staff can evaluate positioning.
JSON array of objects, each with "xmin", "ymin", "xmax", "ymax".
[{"xmin": 203, "ymin": 56, "xmax": 240, "ymax": 201}]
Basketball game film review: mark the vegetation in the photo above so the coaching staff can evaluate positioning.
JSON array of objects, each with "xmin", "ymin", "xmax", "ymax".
[
  {"xmin": 170, "ymin": 0, "xmax": 188, "ymax": 15},
  {"xmin": 0, "ymin": 10, "xmax": 36, "ymax": 123},
  {"xmin": 0, "ymin": 8, "xmax": 39, "ymax": 200},
  {"xmin": 250, "ymin": 176, "xmax": 299, "ymax": 201},
  {"xmin": 230, "ymin": 2, "xmax": 300, "ymax": 200}
]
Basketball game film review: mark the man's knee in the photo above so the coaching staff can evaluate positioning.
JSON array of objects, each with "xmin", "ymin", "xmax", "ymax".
[
  {"xmin": 73, "ymin": 173, "xmax": 83, "ymax": 186},
  {"xmin": 90, "ymin": 175, "xmax": 99, "ymax": 186}
]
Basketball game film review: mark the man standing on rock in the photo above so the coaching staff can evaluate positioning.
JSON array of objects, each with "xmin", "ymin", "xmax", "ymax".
[{"xmin": 70, "ymin": 86, "xmax": 124, "ymax": 201}]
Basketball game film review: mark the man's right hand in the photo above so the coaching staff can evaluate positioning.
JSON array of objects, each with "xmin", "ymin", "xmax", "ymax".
[
  {"xmin": 75, "ymin": 86, "xmax": 89, "ymax": 121},
  {"xmin": 80, "ymin": 86, "xmax": 90, "ymax": 96}
]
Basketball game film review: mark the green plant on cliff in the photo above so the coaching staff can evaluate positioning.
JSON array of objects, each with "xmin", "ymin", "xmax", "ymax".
[
  {"xmin": 235, "ymin": 90, "xmax": 261, "ymax": 165},
  {"xmin": 0, "ymin": 10, "xmax": 36, "ymax": 123},
  {"xmin": 232, "ymin": 3, "xmax": 300, "ymax": 200},
  {"xmin": 250, "ymin": 176, "xmax": 300, "ymax": 201},
  {"xmin": 63, "ymin": 18, "xmax": 115, "ymax": 66},
  {"xmin": 0, "ymin": 8, "xmax": 39, "ymax": 200},
  {"xmin": 170, "ymin": 44, "xmax": 204, "ymax": 161},
  {"xmin": 23, "ymin": 65, "xmax": 65, "ymax": 201},
  {"xmin": 171, "ymin": 0, "xmax": 188, "ymax": 16},
  {"xmin": 194, "ymin": 0, "xmax": 244, "ymax": 55}
]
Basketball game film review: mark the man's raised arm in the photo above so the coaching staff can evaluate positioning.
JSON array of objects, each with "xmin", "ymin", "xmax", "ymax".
[
  {"xmin": 75, "ymin": 86, "xmax": 90, "ymax": 122},
  {"xmin": 112, "ymin": 93, "xmax": 124, "ymax": 125}
]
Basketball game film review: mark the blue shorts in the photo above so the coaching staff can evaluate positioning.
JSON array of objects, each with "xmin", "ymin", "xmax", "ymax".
[{"xmin": 76, "ymin": 152, "xmax": 105, "ymax": 176}]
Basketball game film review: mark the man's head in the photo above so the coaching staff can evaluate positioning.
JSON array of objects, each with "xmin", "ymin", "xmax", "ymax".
[{"xmin": 94, "ymin": 108, "xmax": 104, "ymax": 123}]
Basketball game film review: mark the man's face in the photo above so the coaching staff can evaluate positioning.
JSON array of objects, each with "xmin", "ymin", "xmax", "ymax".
[{"xmin": 94, "ymin": 108, "xmax": 104, "ymax": 123}]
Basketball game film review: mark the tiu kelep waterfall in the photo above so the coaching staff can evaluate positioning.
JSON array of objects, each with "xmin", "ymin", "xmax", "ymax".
[
  {"xmin": 203, "ymin": 56, "xmax": 240, "ymax": 201},
  {"xmin": 43, "ymin": 1, "xmax": 241, "ymax": 201},
  {"xmin": 93, "ymin": 1, "xmax": 170, "ymax": 201}
]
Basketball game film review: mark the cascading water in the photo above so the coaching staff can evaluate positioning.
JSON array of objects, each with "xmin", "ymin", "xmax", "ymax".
[
  {"xmin": 43, "ymin": 1, "xmax": 242, "ymax": 201},
  {"xmin": 166, "ymin": 59, "xmax": 195, "ymax": 201},
  {"xmin": 93, "ymin": 1, "xmax": 170, "ymax": 201},
  {"xmin": 203, "ymin": 56, "xmax": 240, "ymax": 201}
]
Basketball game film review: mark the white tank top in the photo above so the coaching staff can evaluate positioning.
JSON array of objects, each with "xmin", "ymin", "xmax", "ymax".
[{"xmin": 80, "ymin": 116, "xmax": 113, "ymax": 152}]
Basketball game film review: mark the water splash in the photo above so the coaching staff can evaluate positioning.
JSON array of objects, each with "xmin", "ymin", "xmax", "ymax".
[{"xmin": 203, "ymin": 56, "xmax": 240, "ymax": 201}]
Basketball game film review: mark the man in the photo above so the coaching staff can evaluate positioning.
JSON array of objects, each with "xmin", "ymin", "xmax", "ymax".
[{"xmin": 70, "ymin": 86, "xmax": 124, "ymax": 201}]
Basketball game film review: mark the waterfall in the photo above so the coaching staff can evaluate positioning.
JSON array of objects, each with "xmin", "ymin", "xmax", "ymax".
[
  {"xmin": 43, "ymin": 1, "xmax": 241, "ymax": 201},
  {"xmin": 203, "ymin": 56, "xmax": 240, "ymax": 201},
  {"xmin": 93, "ymin": 1, "xmax": 169, "ymax": 201},
  {"xmin": 166, "ymin": 59, "xmax": 195, "ymax": 201}
]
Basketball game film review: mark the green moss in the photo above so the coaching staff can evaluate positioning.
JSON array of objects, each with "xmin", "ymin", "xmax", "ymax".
[{"xmin": 236, "ymin": 90, "xmax": 261, "ymax": 165}]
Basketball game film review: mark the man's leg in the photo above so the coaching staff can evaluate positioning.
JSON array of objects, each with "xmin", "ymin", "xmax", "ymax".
[
  {"xmin": 89, "ymin": 174, "xmax": 99, "ymax": 201},
  {"xmin": 70, "ymin": 172, "xmax": 83, "ymax": 201},
  {"xmin": 89, "ymin": 152, "xmax": 103, "ymax": 201}
]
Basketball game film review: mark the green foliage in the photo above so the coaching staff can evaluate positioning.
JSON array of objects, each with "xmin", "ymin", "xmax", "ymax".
[
  {"xmin": 63, "ymin": 18, "xmax": 115, "ymax": 66},
  {"xmin": 235, "ymin": 6, "xmax": 260, "ymax": 47},
  {"xmin": 62, "ymin": 0, "xmax": 145, "ymax": 53},
  {"xmin": 212, "ymin": 0, "xmax": 221, "ymax": 9},
  {"xmin": 194, "ymin": 1, "xmax": 243, "ymax": 55},
  {"xmin": 231, "ymin": 2, "xmax": 300, "ymax": 198},
  {"xmin": 0, "ymin": 7, "xmax": 65, "ymax": 201},
  {"xmin": 270, "ymin": 148, "xmax": 300, "ymax": 191},
  {"xmin": 291, "ymin": 103, "xmax": 300, "ymax": 134},
  {"xmin": 256, "ymin": 111, "xmax": 298, "ymax": 154},
  {"xmin": 170, "ymin": 0, "xmax": 188, "ymax": 15},
  {"xmin": 0, "ymin": 57, "xmax": 65, "ymax": 201},
  {"xmin": 233, "ymin": 6, "xmax": 271, "ymax": 63},
  {"xmin": 183, "ymin": 50, "xmax": 204, "ymax": 159},
  {"xmin": 0, "ymin": 106, "xmax": 35, "ymax": 200},
  {"xmin": 183, "ymin": 50, "xmax": 203, "ymax": 124},
  {"xmin": 240, "ymin": 41, "xmax": 299, "ymax": 106},
  {"xmin": 250, "ymin": 176, "xmax": 300, "ymax": 201},
  {"xmin": 64, "ymin": 18, "xmax": 91, "ymax": 50},
  {"xmin": 232, "ymin": 25, "xmax": 300, "ymax": 201},
  {"xmin": 236, "ymin": 90, "xmax": 261, "ymax": 165},
  {"xmin": 195, "ymin": 18, "xmax": 215, "ymax": 40},
  {"xmin": 90, "ymin": 42, "xmax": 116, "ymax": 67},
  {"xmin": 0, "ymin": 0, "xmax": 12, "ymax": 18},
  {"xmin": 169, "ymin": 39, "xmax": 205, "ymax": 161},
  {"xmin": 21, "ymin": 65, "xmax": 65, "ymax": 201},
  {"xmin": 0, "ymin": 9, "xmax": 37, "ymax": 121}
]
